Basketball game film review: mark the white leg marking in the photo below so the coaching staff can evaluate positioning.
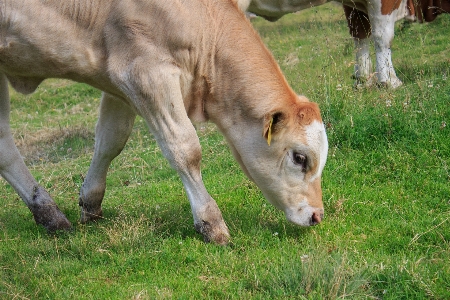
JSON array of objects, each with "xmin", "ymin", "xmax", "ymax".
[
  {"xmin": 370, "ymin": 11, "xmax": 403, "ymax": 88},
  {"xmin": 354, "ymin": 38, "xmax": 376, "ymax": 86}
]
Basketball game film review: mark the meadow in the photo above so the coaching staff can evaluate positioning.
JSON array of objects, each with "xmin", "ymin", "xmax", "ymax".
[{"xmin": 1, "ymin": 4, "xmax": 449, "ymax": 299}]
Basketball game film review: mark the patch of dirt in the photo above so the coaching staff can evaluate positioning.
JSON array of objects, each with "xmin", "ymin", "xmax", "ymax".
[{"xmin": 15, "ymin": 126, "xmax": 94, "ymax": 164}]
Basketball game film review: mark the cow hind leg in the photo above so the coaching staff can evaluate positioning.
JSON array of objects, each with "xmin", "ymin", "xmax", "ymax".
[
  {"xmin": 79, "ymin": 93, "xmax": 136, "ymax": 223},
  {"xmin": 344, "ymin": 6, "xmax": 376, "ymax": 87},
  {"xmin": 368, "ymin": 8, "xmax": 403, "ymax": 88},
  {"xmin": 0, "ymin": 73, "xmax": 71, "ymax": 232},
  {"xmin": 353, "ymin": 38, "xmax": 378, "ymax": 87}
]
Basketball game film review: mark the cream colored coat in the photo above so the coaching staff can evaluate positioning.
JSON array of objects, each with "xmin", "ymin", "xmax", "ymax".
[{"xmin": 0, "ymin": 0, "xmax": 328, "ymax": 244}]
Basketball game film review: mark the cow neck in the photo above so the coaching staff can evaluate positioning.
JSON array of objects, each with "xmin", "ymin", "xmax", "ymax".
[{"xmin": 204, "ymin": 2, "xmax": 298, "ymax": 128}]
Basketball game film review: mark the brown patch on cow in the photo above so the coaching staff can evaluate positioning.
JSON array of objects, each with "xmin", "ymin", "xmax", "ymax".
[
  {"xmin": 407, "ymin": 0, "xmax": 416, "ymax": 17},
  {"xmin": 381, "ymin": 0, "xmax": 403, "ymax": 15},
  {"xmin": 344, "ymin": 6, "xmax": 371, "ymax": 39},
  {"xmin": 415, "ymin": 0, "xmax": 450, "ymax": 22}
]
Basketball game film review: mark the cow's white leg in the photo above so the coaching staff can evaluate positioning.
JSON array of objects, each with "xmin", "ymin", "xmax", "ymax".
[
  {"xmin": 79, "ymin": 93, "xmax": 136, "ymax": 223},
  {"xmin": 369, "ymin": 11, "xmax": 403, "ymax": 88},
  {"xmin": 0, "ymin": 73, "xmax": 71, "ymax": 231},
  {"xmin": 354, "ymin": 38, "xmax": 375, "ymax": 86},
  {"xmin": 124, "ymin": 67, "xmax": 229, "ymax": 245}
]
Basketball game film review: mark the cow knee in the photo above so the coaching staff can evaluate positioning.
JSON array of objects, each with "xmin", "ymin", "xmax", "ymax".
[
  {"xmin": 173, "ymin": 138, "xmax": 203, "ymax": 174},
  {"xmin": 0, "ymin": 128, "xmax": 22, "ymax": 169}
]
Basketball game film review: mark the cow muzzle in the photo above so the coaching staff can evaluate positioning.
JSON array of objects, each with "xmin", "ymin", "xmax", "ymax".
[
  {"xmin": 284, "ymin": 206, "xmax": 324, "ymax": 227},
  {"xmin": 310, "ymin": 210, "xmax": 324, "ymax": 226}
]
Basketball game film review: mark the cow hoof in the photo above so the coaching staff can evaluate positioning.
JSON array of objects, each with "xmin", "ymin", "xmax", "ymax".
[
  {"xmin": 195, "ymin": 220, "xmax": 230, "ymax": 245},
  {"xmin": 388, "ymin": 79, "xmax": 403, "ymax": 89},
  {"xmin": 29, "ymin": 203, "xmax": 72, "ymax": 232},
  {"xmin": 79, "ymin": 205, "xmax": 103, "ymax": 223},
  {"xmin": 353, "ymin": 74, "xmax": 378, "ymax": 89},
  {"xmin": 377, "ymin": 79, "xmax": 402, "ymax": 89},
  {"xmin": 376, "ymin": 82, "xmax": 389, "ymax": 89}
]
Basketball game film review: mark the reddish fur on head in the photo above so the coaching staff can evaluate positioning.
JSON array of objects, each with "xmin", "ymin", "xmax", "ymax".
[
  {"xmin": 295, "ymin": 101, "xmax": 322, "ymax": 126},
  {"xmin": 263, "ymin": 99, "xmax": 322, "ymax": 144}
]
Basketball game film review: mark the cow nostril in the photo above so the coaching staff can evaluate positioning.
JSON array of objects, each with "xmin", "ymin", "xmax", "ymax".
[{"xmin": 310, "ymin": 212, "xmax": 323, "ymax": 226}]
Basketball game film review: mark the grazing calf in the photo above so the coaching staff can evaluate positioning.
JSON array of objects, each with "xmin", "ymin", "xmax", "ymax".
[
  {"xmin": 236, "ymin": 0, "xmax": 449, "ymax": 88},
  {"xmin": 0, "ymin": 0, "xmax": 328, "ymax": 244}
]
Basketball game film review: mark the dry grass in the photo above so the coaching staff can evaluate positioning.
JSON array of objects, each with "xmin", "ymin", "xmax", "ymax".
[{"xmin": 14, "ymin": 126, "xmax": 94, "ymax": 164}]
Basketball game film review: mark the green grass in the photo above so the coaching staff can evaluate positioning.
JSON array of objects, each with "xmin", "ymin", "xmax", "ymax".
[{"xmin": 1, "ymin": 4, "xmax": 449, "ymax": 299}]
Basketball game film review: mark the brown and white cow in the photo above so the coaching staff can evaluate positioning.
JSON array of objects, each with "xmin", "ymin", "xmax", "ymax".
[
  {"xmin": 236, "ymin": 0, "xmax": 449, "ymax": 88},
  {"xmin": 409, "ymin": 0, "xmax": 450, "ymax": 22},
  {"xmin": 0, "ymin": 0, "xmax": 328, "ymax": 244}
]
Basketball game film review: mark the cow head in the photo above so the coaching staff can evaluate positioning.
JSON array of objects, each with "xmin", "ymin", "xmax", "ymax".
[{"xmin": 228, "ymin": 97, "xmax": 328, "ymax": 227}]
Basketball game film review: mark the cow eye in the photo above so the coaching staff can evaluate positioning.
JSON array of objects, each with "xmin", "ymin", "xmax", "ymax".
[{"xmin": 293, "ymin": 152, "xmax": 307, "ymax": 170}]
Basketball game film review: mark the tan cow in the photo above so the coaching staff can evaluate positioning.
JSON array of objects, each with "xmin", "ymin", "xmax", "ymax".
[{"xmin": 0, "ymin": 0, "xmax": 328, "ymax": 244}]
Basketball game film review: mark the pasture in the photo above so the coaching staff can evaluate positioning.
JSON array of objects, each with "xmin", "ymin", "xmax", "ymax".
[{"xmin": 1, "ymin": 3, "xmax": 449, "ymax": 299}]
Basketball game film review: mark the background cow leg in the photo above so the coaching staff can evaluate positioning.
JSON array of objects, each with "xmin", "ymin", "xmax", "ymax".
[
  {"xmin": 129, "ymin": 68, "xmax": 229, "ymax": 245},
  {"xmin": 354, "ymin": 38, "xmax": 375, "ymax": 86},
  {"xmin": 0, "ymin": 73, "xmax": 71, "ymax": 231},
  {"xmin": 79, "ymin": 93, "xmax": 136, "ymax": 223},
  {"xmin": 343, "ymin": 6, "xmax": 375, "ymax": 86},
  {"xmin": 368, "ymin": 9, "xmax": 403, "ymax": 88}
]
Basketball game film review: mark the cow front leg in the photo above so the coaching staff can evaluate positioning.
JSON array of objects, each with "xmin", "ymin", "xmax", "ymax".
[
  {"xmin": 0, "ymin": 73, "xmax": 71, "ymax": 231},
  {"xmin": 128, "ymin": 68, "xmax": 229, "ymax": 245},
  {"xmin": 79, "ymin": 93, "xmax": 136, "ymax": 223},
  {"xmin": 369, "ymin": 9, "xmax": 403, "ymax": 88}
]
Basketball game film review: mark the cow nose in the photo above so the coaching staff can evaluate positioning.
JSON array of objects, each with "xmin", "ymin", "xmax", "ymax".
[{"xmin": 310, "ymin": 211, "xmax": 324, "ymax": 226}]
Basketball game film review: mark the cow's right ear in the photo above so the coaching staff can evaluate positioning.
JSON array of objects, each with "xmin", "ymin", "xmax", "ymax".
[{"xmin": 263, "ymin": 112, "xmax": 285, "ymax": 146}]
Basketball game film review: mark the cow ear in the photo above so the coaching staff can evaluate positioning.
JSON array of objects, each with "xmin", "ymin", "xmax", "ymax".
[
  {"xmin": 263, "ymin": 112, "xmax": 285, "ymax": 146},
  {"xmin": 296, "ymin": 102, "xmax": 321, "ymax": 126}
]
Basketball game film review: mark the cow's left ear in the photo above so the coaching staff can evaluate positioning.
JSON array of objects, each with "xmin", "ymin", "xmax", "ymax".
[
  {"xmin": 296, "ymin": 102, "xmax": 322, "ymax": 126},
  {"xmin": 263, "ymin": 111, "xmax": 286, "ymax": 146}
]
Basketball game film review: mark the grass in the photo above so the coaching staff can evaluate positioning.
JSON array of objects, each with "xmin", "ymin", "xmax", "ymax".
[{"xmin": 1, "ymin": 4, "xmax": 449, "ymax": 299}]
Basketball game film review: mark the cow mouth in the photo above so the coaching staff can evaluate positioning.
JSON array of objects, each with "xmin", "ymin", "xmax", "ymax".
[
  {"xmin": 284, "ymin": 206, "xmax": 324, "ymax": 227},
  {"xmin": 310, "ymin": 211, "xmax": 323, "ymax": 225}
]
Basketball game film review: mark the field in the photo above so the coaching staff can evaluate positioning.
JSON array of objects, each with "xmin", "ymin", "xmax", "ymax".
[{"xmin": 1, "ymin": 4, "xmax": 449, "ymax": 299}]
